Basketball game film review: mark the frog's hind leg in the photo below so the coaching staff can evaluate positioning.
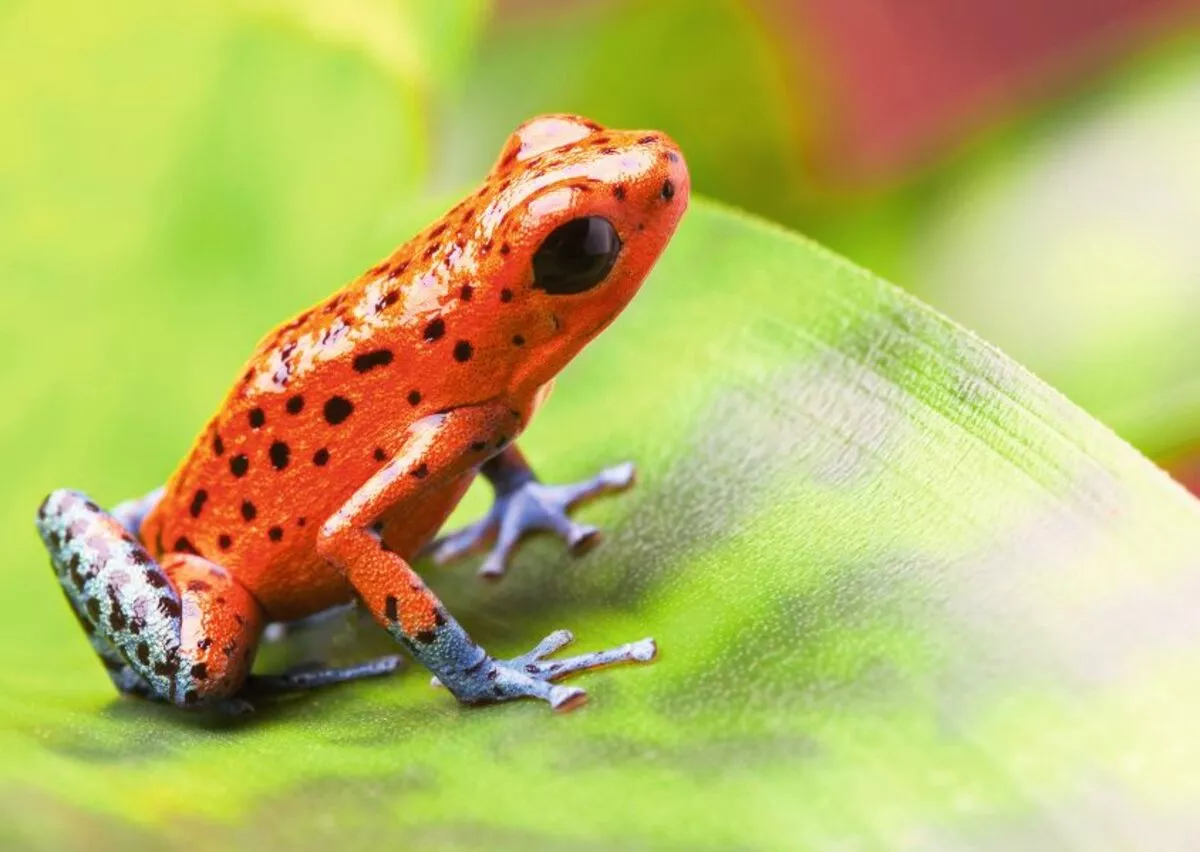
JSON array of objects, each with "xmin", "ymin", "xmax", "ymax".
[{"xmin": 36, "ymin": 489, "xmax": 263, "ymax": 709}]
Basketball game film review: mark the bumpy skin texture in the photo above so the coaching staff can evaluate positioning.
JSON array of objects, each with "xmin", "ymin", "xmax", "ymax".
[{"xmin": 35, "ymin": 115, "xmax": 689, "ymax": 712}]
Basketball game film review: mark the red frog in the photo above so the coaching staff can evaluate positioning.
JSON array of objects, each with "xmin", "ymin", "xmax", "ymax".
[{"xmin": 35, "ymin": 115, "xmax": 689, "ymax": 713}]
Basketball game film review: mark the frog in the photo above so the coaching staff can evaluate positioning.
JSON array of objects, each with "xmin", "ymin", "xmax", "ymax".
[{"xmin": 34, "ymin": 114, "xmax": 689, "ymax": 714}]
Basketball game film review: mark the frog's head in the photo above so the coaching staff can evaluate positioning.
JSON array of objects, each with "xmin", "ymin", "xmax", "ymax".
[{"xmin": 475, "ymin": 114, "xmax": 690, "ymax": 394}]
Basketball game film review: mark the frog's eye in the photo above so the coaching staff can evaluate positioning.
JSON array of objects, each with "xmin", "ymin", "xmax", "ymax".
[{"xmin": 532, "ymin": 217, "xmax": 621, "ymax": 295}]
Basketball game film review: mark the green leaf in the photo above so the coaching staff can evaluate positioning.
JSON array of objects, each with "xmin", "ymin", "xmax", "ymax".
[
  {"xmin": 4, "ymin": 198, "xmax": 1200, "ymax": 847},
  {"xmin": 905, "ymin": 39, "xmax": 1200, "ymax": 463}
]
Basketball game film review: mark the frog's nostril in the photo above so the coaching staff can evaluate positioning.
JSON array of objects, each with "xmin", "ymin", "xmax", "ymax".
[{"xmin": 660, "ymin": 179, "xmax": 675, "ymax": 202}]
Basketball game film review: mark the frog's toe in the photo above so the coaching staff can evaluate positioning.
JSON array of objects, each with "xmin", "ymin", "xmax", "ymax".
[
  {"xmin": 513, "ymin": 634, "xmax": 659, "ymax": 680},
  {"xmin": 435, "ymin": 461, "xmax": 637, "ymax": 579},
  {"xmin": 554, "ymin": 461, "xmax": 637, "ymax": 503},
  {"xmin": 474, "ymin": 490, "xmax": 598, "ymax": 579},
  {"xmin": 498, "ymin": 631, "xmax": 657, "ymax": 712}
]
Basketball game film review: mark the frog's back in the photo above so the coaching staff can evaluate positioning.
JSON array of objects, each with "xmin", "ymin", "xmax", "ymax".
[{"xmin": 140, "ymin": 237, "xmax": 489, "ymax": 616}]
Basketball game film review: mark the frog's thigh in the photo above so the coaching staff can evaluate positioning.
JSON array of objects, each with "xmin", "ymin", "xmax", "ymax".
[
  {"xmin": 159, "ymin": 552, "xmax": 264, "ymax": 702},
  {"xmin": 36, "ymin": 489, "xmax": 264, "ymax": 707}
]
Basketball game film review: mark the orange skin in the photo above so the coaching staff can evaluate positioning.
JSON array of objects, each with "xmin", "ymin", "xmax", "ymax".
[{"xmin": 53, "ymin": 114, "xmax": 689, "ymax": 706}]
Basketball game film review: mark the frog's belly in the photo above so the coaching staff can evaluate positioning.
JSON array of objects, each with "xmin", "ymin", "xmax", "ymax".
[{"xmin": 232, "ymin": 471, "xmax": 477, "ymax": 622}]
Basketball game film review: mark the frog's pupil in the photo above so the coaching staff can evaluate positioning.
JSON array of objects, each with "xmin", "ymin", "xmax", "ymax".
[{"xmin": 532, "ymin": 216, "xmax": 620, "ymax": 295}]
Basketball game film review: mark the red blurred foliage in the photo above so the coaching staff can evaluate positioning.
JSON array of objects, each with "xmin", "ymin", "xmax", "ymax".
[
  {"xmin": 1164, "ymin": 452, "xmax": 1200, "ymax": 498},
  {"xmin": 758, "ymin": 0, "xmax": 1200, "ymax": 183}
]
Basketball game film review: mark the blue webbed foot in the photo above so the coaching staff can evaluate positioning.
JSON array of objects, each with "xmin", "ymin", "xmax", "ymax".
[
  {"xmin": 426, "ymin": 460, "xmax": 636, "ymax": 578},
  {"xmin": 430, "ymin": 629, "xmax": 657, "ymax": 711}
]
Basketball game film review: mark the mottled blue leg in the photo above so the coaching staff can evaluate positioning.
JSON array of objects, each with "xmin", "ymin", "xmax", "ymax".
[
  {"xmin": 35, "ymin": 489, "xmax": 262, "ymax": 710},
  {"xmin": 426, "ymin": 445, "xmax": 636, "ymax": 578}
]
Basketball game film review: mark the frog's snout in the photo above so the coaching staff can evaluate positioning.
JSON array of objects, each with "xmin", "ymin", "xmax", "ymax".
[
  {"xmin": 636, "ymin": 137, "xmax": 690, "ymax": 234},
  {"xmin": 657, "ymin": 139, "xmax": 690, "ymax": 209}
]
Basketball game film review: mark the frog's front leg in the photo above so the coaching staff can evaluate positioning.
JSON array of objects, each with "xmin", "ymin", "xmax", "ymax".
[
  {"xmin": 317, "ymin": 407, "xmax": 655, "ymax": 711},
  {"xmin": 426, "ymin": 445, "xmax": 636, "ymax": 578},
  {"xmin": 35, "ymin": 490, "xmax": 263, "ymax": 710}
]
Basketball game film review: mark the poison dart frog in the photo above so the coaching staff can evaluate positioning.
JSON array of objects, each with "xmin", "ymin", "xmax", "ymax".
[{"xmin": 35, "ymin": 115, "xmax": 689, "ymax": 713}]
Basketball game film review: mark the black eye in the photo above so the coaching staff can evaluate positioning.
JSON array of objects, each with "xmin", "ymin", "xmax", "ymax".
[{"xmin": 532, "ymin": 217, "xmax": 621, "ymax": 295}]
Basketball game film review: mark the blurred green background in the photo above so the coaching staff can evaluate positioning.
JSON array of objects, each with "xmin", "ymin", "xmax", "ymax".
[
  {"xmin": 4, "ymin": 0, "xmax": 1200, "ymax": 847},
  {"xmin": 4, "ymin": 0, "xmax": 1199, "ymax": 490}
]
